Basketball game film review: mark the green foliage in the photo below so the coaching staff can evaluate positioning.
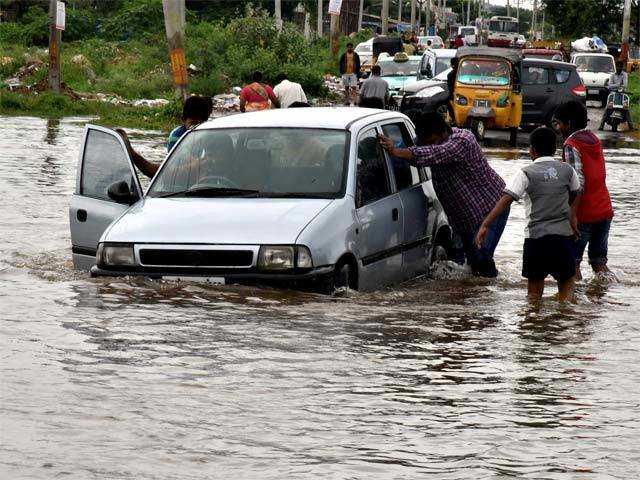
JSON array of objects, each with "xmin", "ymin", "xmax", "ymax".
[
  {"xmin": 629, "ymin": 72, "xmax": 640, "ymax": 124},
  {"xmin": 63, "ymin": 7, "xmax": 98, "ymax": 42},
  {"xmin": 542, "ymin": 0, "xmax": 623, "ymax": 41},
  {"xmin": 0, "ymin": 6, "xmax": 49, "ymax": 46},
  {"xmin": 100, "ymin": 0, "xmax": 165, "ymax": 41}
]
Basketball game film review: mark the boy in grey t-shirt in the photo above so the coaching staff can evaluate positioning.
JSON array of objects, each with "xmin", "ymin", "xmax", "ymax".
[{"xmin": 475, "ymin": 127, "xmax": 581, "ymax": 303}]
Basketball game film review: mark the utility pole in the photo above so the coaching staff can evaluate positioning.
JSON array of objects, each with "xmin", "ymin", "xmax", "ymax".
[
  {"xmin": 411, "ymin": 0, "xmax": 416, "ymax": 30},
  {"xmin": 425, "ymin": 0, "xmax": 431, "ymax": 34},
  {"xmin": 358, "ymin": 0, "xmax": 364, "ymax": 31},
  {"xmin": 275, "ymin": 0, "xmax": 282, "ymax": 32},
  {"xmin": 532, "ymin": 0, "xmax": 537, "ymax": 40},
  {"xmin": 398, "ymin": 0, "xmax": 402, "ymax": 23},
  {"xmin": 162, "ymin": 0, "xmax": 188, "ymax": 100},
  {"xmin": 506, "ymin": 0, "xmax": 510, "ymax": 17},
  {"xmin": 516, "ymin": 0, "xmax": 520, "ymax": 23},
  {"xmin": 466, "ymin": 0, "xmax": 471, "ymax": 25},
  {"xmin": 541, "ymin": 7, "xmax": 545, "ymax": 40},
  {"xmin": 382, "ymin": 0, "xmax": 390, "ymax": 34},
  {"xmin": 317, "ymin": 0, "xmax": 323, "ymax": 36},
  {"xmin": 303, "ymin": 4, "xmax": 311, "ymax": 39},
  {"xmin": 48, "ymin": 0, "xmax": 61, "ymax": 93},
  {"xmin": 621, "ymin": 0, "xmax": 632, "ymax": 62},
  {"xmin": 330, "ymin": 9, "xmax": 340, "ymax": 60}
]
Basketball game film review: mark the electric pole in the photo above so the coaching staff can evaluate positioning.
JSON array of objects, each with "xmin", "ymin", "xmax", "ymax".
[
  {"xmin": 382, "ymin": 0, "xmax": 390, "ymax": 35},
  {"xmin": 330, "ymin": 9, "xmax": 340, "ymax": 60},
  {"xmin": 275, "ymin": 0, "xmax": 282, "ymax": 32},
  {"xmin": 318, "ymin": 0, "xmax": 323, "ymax": 36},
  {"xmin": 48, "ymin": 0, "xmax": 61, "ymax": 93},
  {"xmin": 411, "ymin": 0, "xmax": 416, "ymax": 30},
  {"xmin": 506, "ymin": 0, "xmax": 510, "ymax": 17},
  {"xmin": 358, "ymin": 0, "xmax": 364, "ymax": 31},
  {"xmin": 162, "ymin": 0, "xmax": 188, "ymax": 100},
  {"xmin": 466, "ymin": 0, "xmax": 471, "ymax": 25},
  {"xmin": 621, "ymin": 0, "xmax": 632, "ymax": 62}
]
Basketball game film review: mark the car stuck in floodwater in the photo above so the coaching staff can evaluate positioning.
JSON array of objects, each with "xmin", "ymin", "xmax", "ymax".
[{"xmin": 69, "ymin": 108, "xmax": 450, "ymax": 292}]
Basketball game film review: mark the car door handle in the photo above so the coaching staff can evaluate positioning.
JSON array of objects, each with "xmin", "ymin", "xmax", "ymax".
[
  {"xmin": 392, "ymin": 208, "xmax": 399, "ymax": 222},
  {"xmin": 77, "ymin": 209, "xmax": 87, "ymax": 222}
]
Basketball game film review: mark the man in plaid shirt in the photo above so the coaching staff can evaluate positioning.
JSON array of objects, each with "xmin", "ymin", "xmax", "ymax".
[{"xmin": 379, "ymin": 111, "xmax": 509, "ymax": 277}]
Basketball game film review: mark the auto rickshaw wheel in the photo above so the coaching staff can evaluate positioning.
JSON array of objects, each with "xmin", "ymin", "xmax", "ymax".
[
  {"xmin": 509, "ymin": 128, "xmax": 518, "ymax": 147},
  {"xmin": 471, "ymin": 119, "xmax": 485, "ymax": 141}
]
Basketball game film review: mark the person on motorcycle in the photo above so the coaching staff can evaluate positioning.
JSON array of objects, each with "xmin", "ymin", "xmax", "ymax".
[{"xmin": 599, "ymin": 63, "xmax": 635, "ymax": 131}]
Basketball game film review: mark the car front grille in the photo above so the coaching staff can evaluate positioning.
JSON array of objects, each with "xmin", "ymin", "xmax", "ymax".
[{"xmin": 139, "ymin": 248, "xmax": 254, "ymax": 268}]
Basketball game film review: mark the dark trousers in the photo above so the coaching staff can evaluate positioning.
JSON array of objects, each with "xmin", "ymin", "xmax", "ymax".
[{"xmin": 599, "ymin": 107, "xmax": 635, "ymax": 130}]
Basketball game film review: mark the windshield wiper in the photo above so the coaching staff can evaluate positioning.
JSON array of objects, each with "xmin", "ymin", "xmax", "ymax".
[
  {"xmin": 155, "ymin": 187, "xmax": 261, "ymax": 198},
  {"xmin": 257, "ymin": 192, "xmax": 335, "ymax": 198}
]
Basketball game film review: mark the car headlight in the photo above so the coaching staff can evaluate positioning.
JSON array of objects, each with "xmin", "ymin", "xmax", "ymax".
[
  {"xmin": 456, "ymin": 94, "xmax": 468, "ymax": 105},
  {"xmin": 97, "ymin": 243, "xmax": 135, "ymax": 266},
  {"xmin": 258, "ymin": 246, "xmax": 313, "ymax": 271}
]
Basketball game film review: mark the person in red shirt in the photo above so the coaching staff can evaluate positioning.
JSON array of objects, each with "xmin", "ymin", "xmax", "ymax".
[
  {"xmin": 239, "ymin": 71, "xmax": 280, "ymax": 112},
  {"xmin": 454, "ymin": 34, "xmax": 465, "ymax": 49},
  {"xmin": 555, "ymin": 100, "xmax": 614, "ymax": 279}
]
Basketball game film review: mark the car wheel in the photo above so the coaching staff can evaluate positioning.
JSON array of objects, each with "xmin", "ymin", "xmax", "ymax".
[
  {"xmin": 471, "ymin": 119, "xmax": 485, "ymax": 141},
  {"xmin": 430, "ymin": 244, "xmax": 448, "ymax": 265},
  {"xmin": 509, "ymin": 127, "xmax": 518, "ymax": 147},
  {"xmin": 322, "ymin": 260, "xmax": 357, "ymax": 294}
]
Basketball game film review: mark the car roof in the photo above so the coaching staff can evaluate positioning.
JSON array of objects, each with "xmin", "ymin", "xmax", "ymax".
[
  {"xmin": 378, "ymin": 55, "xmax": 422, "ymax": 62},
  {"xmin": 197, "ymin": 108, "xmax": 403, "ymax": 131},
  {"xmin": 523, "ymin": 49, "xmax": 562, "ymax": 54},
  {"xmin": 456, "ymin": 46, "xmax": 523, "ymax": 62},
  {"xmin": 523, "ymin": 58, "xmax": 576, "ymax": 68}
]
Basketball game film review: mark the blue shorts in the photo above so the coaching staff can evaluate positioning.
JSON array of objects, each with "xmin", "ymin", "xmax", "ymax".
[{"xmin": 574, "ymin": 219, "xmax": 611, "ymax": 267}]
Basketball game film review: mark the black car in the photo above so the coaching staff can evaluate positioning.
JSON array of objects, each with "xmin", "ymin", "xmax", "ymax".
[{"xmin": 400, "ymin": 59, "xmax": 586, "ymax": 128}]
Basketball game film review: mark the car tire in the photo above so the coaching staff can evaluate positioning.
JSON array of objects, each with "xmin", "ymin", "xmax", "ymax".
[
  {"xmin": 322, "ymin": 260, "xmax": 357, "ymax": 294},
  {"xmin": 509, "ymin": 128, "xmax": 518, "ymax": 147},
  {"xmin": 471, "ymin": 119, "xmax": 485, "ymax": 141},
  {"xmin": 430, "ymin": 244, "xmax": 448, "ymax": 265}
]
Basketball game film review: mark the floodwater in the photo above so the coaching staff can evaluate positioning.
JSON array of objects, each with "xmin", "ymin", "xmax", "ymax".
[{"xmin": 1, "ymin": 113, "xmax": 639, "ymax": 479}]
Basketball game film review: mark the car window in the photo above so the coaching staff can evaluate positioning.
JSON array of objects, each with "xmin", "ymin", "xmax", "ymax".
[
  {"xmin": 148, "ymin": 128, "xmax": 347, "ymax": 198},
  {"xmin": 356, "ymin": 129, "xmax": 391, "ymax": 206},
  {"xmin": 81, "ymin": 129, "xmax": 135, "ymax": 201},
  {"xmin": 523, "ymin": 66, "xmax": 550, "ymax": 85},
  {"xmin": 381, "ymin": 123, "xmax": 418, "ymax": 190},
  {"xmin": 435, "ymin": 56, "xmax": 453, "ymax": 75},
  {"xmin": 555, "ymin": 69, "xmax": 571, "ymax": 83}
]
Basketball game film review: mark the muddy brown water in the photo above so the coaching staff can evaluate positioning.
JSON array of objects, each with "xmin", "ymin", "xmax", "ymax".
[{"xmin": 1, "ymin": 114, "xmax": 639, "ymax": 479}]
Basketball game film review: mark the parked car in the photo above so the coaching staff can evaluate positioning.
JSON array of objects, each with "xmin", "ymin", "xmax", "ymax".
[
  {"xmin": 400, "ymin": 59, "xmax": 586, "ymax": 129},
  {"xmin": 523, "ymin": 48, "xmax": 564, "ymax": 61},
  {"xmin": 417, "ymin": 35, "xmax": 445, "ymax": 51},
  {"xmin": 69, "ymin": 109, "xmax": 451, "ymax": 293},
  {"xmin": 417, "ymin": 48, "xmax": 457, "ymax": 81},
  {"xmin": 355, "ymin": 38, "xmax": 373, "ymax": 65},
  {"xmin": 458, "ymin": 25, "xmax": 479, "ymax": 46},
  {"xmin": 570, "ymin": 52, "xmax": 616, "ymax": 106}
]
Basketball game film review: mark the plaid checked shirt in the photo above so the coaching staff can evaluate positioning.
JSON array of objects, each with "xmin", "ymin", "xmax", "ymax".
[{"xmin": 409, "ymin": 128, "xmax": 505, "ymax": 234}]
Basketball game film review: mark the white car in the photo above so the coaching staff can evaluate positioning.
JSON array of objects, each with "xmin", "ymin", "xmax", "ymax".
[
  {"xmin": 417, "ymin": 35, "xmax": 445, "ymax": 51},
  {"xmin": 69, "ymin": 109, "xmax": 451, "ymax": 292},
  {"xmin": 355, "ymin": 39, "xmax": 373, "ymax": 65},
  {"xmin": 571, "ymin": 52, "xmax": 616, "ymax": 106},
  {"xmin": 417, "ymin": 48, "xmax": 457, "ymax": 81}
]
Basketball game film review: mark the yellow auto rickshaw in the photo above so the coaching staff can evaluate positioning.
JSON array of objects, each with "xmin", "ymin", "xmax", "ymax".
[{"xmin": 451, "ymin": 47, "xmax": 523, "ymax": 146}]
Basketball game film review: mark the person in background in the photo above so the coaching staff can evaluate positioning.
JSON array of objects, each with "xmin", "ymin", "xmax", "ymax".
[
  {"xmin": 359, "ymin": 64, "xmax": 389, "ymax": 108},
  {"xmin": 273, "ymin": 73, "xmax": 307, "ymax": 108},
  {"xmin": 454, "ymin": 34, "xmax": 465, "ymax": 49},
  {"xmin": 476, "ymin": 127, "xmax": 581, "ymax": 303},
  {"xmin": 599, "ymin": 62, "xmax": 634, "ymax": 131},
  {"xmin": 378, "ymin": 111, "xmax": 508, "ymax": 278},
  {"xmin": 555, "ymin": 100, "xmax": 615, "ymax": 280},
  {"xmin": 117, "ymin": 95, "xmax": 213, "ymax": 178},
  {"xmin": 339, "ymin": 42, "xmax": 361, "ymax": 106},
  {"xmin": 239, "ymin": 71, "xmax": 280, "ymax": 112},
  {"xmin": 403, "ymin": 37, "xmax": 416, "ymax": 55}
]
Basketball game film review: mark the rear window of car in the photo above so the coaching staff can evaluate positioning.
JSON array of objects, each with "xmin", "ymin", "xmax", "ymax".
[
  {"xmin": 523, "ymin": 66, "xmax": 550, "ymax": 85},
  {"xmin": 555, "ymin": 69, "xmax": 571, "ymax": 83}
]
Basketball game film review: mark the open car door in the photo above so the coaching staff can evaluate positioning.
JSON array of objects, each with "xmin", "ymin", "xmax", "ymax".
[{"xmin": 69, "ymin": 125, "xmax": 143, "ymax": 270}]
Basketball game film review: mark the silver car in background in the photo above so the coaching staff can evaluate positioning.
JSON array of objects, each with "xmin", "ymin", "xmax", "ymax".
[{"xmin": 69, "ymin": 108, "xmax": 450, "ymax": 292}]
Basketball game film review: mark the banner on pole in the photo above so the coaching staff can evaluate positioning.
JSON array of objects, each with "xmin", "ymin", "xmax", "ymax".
[
  {"xmin": 55, "ymin": 1, "xmax": 65, "ymax": 30},
  {"xmin": 328, "ymin": 0, "xmax": 343, "ymax": 15}
]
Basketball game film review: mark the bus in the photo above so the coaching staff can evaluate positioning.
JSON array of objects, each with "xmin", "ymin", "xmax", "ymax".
[{"xmin": 487, "ymin": 16, "xmax": 519, "ymax": 47}]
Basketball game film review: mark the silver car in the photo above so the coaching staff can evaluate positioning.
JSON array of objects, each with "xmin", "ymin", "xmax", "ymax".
[{"xmin": 69, "ymin": 108, "xmax": 450, "ymax": 292}]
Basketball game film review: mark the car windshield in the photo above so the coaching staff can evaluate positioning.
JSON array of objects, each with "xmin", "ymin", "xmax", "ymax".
[
  {"xmin": 457, "ymin": 58, "xmax": 511, "ymax": 86},
  {"xmin": 460, "ymin": 28, "xmax": 475, "ymax": 35},
  {"xmin": 148, "ymin": 128, "xmax": 347, "ymax": 199},
  {"xmin": 379, "ymin": 59, "xmax": 421, "ymax": 76},
  {"xmin": 435, "ymin": 57, "xmax": 453, "ymax": 75},
  {"xmin": 575, "ymin": 56, "xmax": 615, "ymax": 73},
  {"xmin": 356, "ymin": 44, "xmax": 371, "ymax": 53}
]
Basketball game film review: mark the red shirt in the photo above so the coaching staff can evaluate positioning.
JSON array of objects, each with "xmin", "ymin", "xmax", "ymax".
[{"xmin": 240, "ymin": 83, "xmax": 277, "ymax": 104}]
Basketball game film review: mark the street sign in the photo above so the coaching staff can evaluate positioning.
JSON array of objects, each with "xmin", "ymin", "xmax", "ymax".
[
  {"xmin": 55, "ymin": 1, "xmax": 65, "ymax": 31},
  {"xmin": 328, "ymin": 0, "xmax": 343, "ymax": 15}
]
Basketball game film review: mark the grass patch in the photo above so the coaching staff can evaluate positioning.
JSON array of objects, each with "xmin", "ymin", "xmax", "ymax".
[
  {"xmin": 629, "ymin": 71, "xmax": 640, "ymax": 124},
  {"xmin": 0, "ymin": 90, "xmax": 181, "ymax": 131}
]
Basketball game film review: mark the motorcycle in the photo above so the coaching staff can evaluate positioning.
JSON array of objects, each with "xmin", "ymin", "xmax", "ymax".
[{"xmin": 603, "ymin": 87, "xmax": 631, "ymax": 132}]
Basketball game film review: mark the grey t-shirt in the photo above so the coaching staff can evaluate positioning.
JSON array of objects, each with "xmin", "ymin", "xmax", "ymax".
[
  {"xmin": 359, "ymin": 76, "xmax": 389, "ymax": 101},
  {"xmin": 505, "ymin": 157, "xmax": 581, "ymax": 239}
]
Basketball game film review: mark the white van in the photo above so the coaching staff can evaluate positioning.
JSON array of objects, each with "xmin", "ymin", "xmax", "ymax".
[
  {"xmin": 458, "ymin": 26, "xmax": 479, "ymax": 46},
  {"xmin": 570, "ymin": 53, "xmax": 616, "ymax": 106}
]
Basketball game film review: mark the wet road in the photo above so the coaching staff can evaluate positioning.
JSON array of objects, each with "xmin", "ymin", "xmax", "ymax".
[{"xmin": 1, "ymin": 113, "xmax": 640, "ymax": 479}]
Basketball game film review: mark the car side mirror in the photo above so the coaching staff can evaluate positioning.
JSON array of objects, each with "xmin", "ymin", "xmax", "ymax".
[{"xmin": 108, "ymin": 180, "xmax": 138, "ymax": 205}]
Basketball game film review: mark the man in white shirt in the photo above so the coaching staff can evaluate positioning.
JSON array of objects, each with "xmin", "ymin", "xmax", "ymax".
[{"xmin": 273, "ymin": 74, "xmax": 308, "ymax": 109}]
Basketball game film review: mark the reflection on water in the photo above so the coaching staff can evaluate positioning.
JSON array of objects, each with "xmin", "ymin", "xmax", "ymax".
[{"xmin": 1, "ymin": 114, "xmax": 640, "ymax": 479}]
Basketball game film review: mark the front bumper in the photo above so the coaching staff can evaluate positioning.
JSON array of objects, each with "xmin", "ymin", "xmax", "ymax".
[{"xmin": 90, "ymin": 264, "xmax": 335, "ymax": 284}]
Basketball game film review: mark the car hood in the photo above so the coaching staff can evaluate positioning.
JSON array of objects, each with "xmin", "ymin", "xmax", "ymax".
[
  {"xmin": 103, "ymin": 197, "xmax": 333, "ymax": 245},
  {"xmin": 578, "ymin": 71, "xmax": 613, "ymax": 86},
  {"xmin": 382, "ymin": 76, "xmax": 415, "ymax": 90},
  {"xmin": 401, "ymin": 78, "xmax": 447, "ymax": 94}
]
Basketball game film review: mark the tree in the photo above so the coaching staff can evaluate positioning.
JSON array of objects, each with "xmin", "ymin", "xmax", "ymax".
[{"xmin": 542, "ymin": 0, "xmax": 624, "ymax": 41}]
